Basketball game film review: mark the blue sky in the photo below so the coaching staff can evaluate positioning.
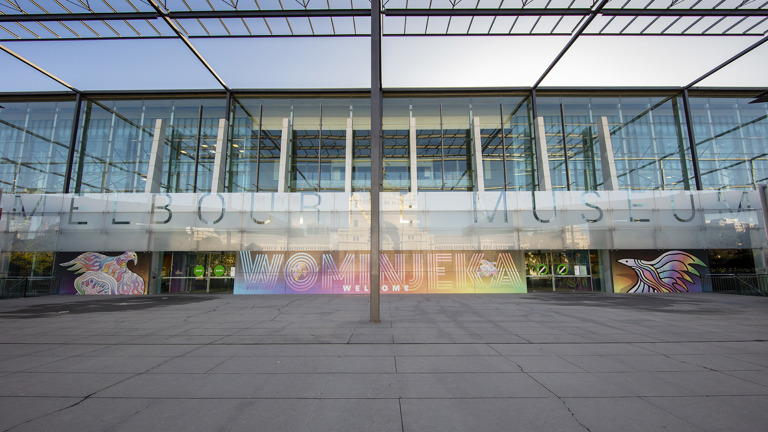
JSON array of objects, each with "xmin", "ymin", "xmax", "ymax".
[{"xmin": 3, "ymin": 35, "xmax": 766, "ymax": 92}]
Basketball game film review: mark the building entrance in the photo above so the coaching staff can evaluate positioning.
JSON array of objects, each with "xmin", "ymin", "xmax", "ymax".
[
  {"xmin": 525, "ymin": 251, "xmax": 598, "ymax": 292},
  {"xmin": 160, "ymin": 252, "xmax": 236, "ymax": 294}
]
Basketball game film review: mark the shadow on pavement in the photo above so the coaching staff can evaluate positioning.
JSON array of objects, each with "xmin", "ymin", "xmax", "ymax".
[
  {"xmin": 0, "ymin": 295, "xmax": 216, "ymax": 319},
  {"xmin": 514, "ymin": 292, "xmax": 732, "ymax": 314}
]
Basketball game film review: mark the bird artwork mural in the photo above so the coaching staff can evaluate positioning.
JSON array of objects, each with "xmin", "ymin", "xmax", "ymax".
[
  {"xmin": 617, "ymin": 250, "xmax": 707, "ymax": 293},
  {"xmin": 60, "ymin": 251, "xmax": 146, "ymax": 295}
]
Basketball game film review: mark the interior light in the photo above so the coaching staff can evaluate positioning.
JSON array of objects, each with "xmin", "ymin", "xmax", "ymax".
[{"xmin": 233, "ymin": 144, "xmax": 239, "ymax": 148}]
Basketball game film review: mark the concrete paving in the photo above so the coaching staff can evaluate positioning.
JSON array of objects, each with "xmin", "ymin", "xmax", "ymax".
[{"xmin": 0, "ymin": 292, "xmax": 767, "ymax": 431}]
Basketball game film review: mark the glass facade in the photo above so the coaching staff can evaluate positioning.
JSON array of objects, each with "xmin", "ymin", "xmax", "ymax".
[
  {"xmin": 1, "ymin": 91, "xmax": 767, "ymax": 296},
  {"xmin": 2, "ymin": 91, "xmax": 766, "ymax": 195}
]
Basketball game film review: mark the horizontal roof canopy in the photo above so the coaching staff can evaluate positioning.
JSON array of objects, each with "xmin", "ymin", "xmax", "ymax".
[{"xmin": 0, "ymin": 0, "xmax": 766, "ymax": 91}]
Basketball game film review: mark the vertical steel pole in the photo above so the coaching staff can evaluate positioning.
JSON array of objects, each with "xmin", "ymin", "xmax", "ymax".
[
  {"xmin": 225, "ymin": 90, "xmax": 232, "ymax": 124},
  {"xmin": 193, "ymin": 105, "xmax": 204, "ymax": 193},
  {"xmin": 370, "ymin": 0, "xmax": 382, "ymax": 323},
  {"xmin": 530, "ymin": 90, "xmax": 539, "ymax": 190},
  {"xmin": 560, "ymin": 103, "xmax": 571, "ymax": 191},
  {"xmin": 63, "ymin": 93, "xmax": 82, "ymax": 194},
  {"xmin": 681, "ymin": 89, "xmax": 703, "ymax": 190},
  {"xmin": 760, "ymin": 184, "xmax": 768, "ymax": 248}
]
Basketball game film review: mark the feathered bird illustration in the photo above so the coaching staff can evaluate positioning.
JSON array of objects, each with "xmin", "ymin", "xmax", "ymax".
[
  {"xmin": 60, "ymin": 252, "xmax": 146, "ymax": 295},
  {"xmin": 617, "ymin": 251, "xmax": 707, "ymax": 293}
]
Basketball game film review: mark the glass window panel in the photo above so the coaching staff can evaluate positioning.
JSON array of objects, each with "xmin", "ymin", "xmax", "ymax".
[
  {"xmin": 474, "ymin": 97, "xmax": 505, "ymax": 190},
  {"xmin": 0, "ymin": 98, "xmax": 75, "ymax": 194},
  {"xmin": 442, "ymin": 99, "xmax": 472, "ymax": 191},
  {"xmin": 259, "ymin": 100, "xmax": 292, "ymax": 192},
  {"xmin": 291, "ymin": 101, "xmax": 321, "ymax": 191},
  {"xmin": 690, "ymin": 96, "xmax": 768, "ymax": 190},
  {"xmin": 228, "ymin": 99, "xmax": 261, "ymax": 192},
  {"xmin": 73, "ymin": 97, "xmax": 225, "ymax": 194},
  {"xmin": 537, "ymin": 94, "xmax": 691, "ymax": 192},
  {"xmin": 413, "ymin": 99, "xmax": 442, "ymax": 191},
  {"xmin": 320, "ymin": 100, "xmax": 349, "ymax": 191},
  {"xmin": 503, "ymin": 96, "xmax": 534, "ymax": 191},
  {"xmin": 352, "ymin": 100, "xmax": 371, "ymax": 192},
  {"xmin": 382, "ymin": 98, "xmax": 410, "ymax": 192},
  {"xmin": 596, "ymin": 95, "xmax": 692, "ymax": 191}
]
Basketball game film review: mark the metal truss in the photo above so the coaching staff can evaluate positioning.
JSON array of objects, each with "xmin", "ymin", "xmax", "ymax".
[
  {"xmin": 0, "ymin": 0, "xmax": 767, "ymax": 92},
  {"xmin": 0, "ymin": 0, "xmax": 767, "ymax": 40}
]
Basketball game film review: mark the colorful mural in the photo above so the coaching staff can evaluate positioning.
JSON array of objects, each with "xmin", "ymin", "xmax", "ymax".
[
  {"xmin": 234, "ymin": 250, "xmax": 526, "ymax": 294},
  {"xmin": 58, "ymin": 251, "xmax": 149, "ymax": 295},
  {"xmin": 612, "ymin": 250, "xmax": 709, "ymax": 293}
]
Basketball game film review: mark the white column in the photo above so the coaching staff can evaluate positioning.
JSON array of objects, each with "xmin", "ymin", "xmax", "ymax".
[
  {"xmin": 409, "ymin": 117, "xmax": 417, "ymax": 194},
  {"xmin": 211, "ymin": 118, "xmax": 228, "ymax": 194},
  {"xmin": 145, "ymin": 118, "xmax": 166, "ymax": 194},
  {"xmin": 473, "ymin": 116, "xmax": 485, "ymax": 192},
  {"xmin": 535, "ymin": 116, "xmax": 552, "ymax": 191},
  {"xmin": 345, "ymin": 117, "xmax": 353, "ymax": 194},
  {"xmin": 597, "ymin": 116, "xmax": 619, "ymax": 191},
  {"xmin": 277, "ymin": 118, "xmax": 290, "ymax": 193}
]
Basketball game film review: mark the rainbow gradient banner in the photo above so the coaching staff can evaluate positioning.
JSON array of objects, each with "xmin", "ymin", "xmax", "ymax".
[{"xmin": 234, "ymin": 250, "xmax": 526, "ymax": 294}]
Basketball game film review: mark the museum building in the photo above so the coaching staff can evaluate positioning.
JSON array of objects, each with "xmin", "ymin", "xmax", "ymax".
[{"xmin": 0, "ymin": 2, "xmax": 767, "ymax": 296}]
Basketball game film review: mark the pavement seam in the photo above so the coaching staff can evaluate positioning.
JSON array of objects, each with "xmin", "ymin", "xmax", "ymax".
[
  {"xmin": 298, "ymin": 377, "xmax": 330, "ymax": 432},
  {"xmin": 638, "ymin": 396, "xmax": 712, "ymax": 431},
  {"xmin": 524, "ymin": 372, "xmax": 593, "ymax": 432},
  {"xmin": 1, "ymin": 373, "xmax": 152, "ymax": 432},
  {"xmin": 717, "ymin": 369, "xmax": 768, "ymax": 389}
]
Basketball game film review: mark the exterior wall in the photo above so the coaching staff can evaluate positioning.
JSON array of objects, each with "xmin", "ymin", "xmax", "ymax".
[{"xmin": 1, "ymin": 91, "xmax": 768, "ymax": 296}]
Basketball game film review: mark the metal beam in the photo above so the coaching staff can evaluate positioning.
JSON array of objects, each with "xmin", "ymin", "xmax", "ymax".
[
  {"xmin": 383, "ymin": 8, "xmax": 592, "ymax": 17},
  {"xmin": 0, "ymin": 43, "xmax": 79, "ymax": 92},
  {"xmin": 602, "ymin": 9, "xmax": 768, "ymax": 17},
  {"xmin": 0, "ymin": 12, "xmax": 157, "ymax": 22},
  {"xmin": 0, "ymin": 10, "xmax": 370, "ymax": 23},
  {"xmin": 146, "ymin": 0, "xmax": 230, "ymax": 91},
  {"xmin": 2, "ymin": 8, "xmax": 766, "ymax": 24},
  {"xmin": 681, "ymin": 89, "xmax": 703, "ymax": 190},
  {"xmin": 169, "ymin": 9, "xmax": 368, "ymax": 19},
  {"xmin": 532, "ymin": 0, "xmax": 610, "ymax": 90}
]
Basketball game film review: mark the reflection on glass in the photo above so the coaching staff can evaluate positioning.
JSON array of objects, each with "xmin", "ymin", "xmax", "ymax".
[
  {"xmin": 0, "ymin": 98, "xmax": 75, "ymax": 194},
  {"xmin": 232, "ymin": 98, "xmax": 366, "ymax": 192},
  {"xmin": 442, "ymin": 100, "xmax": 472, "ymax": 191},
  {"xmin": 414, "ymin": 99, "xmax": 443, "ymax": 191},
  {"xmin": 383, "ymin": 98, "xmax": 410, "ymax": 191},
  {"xmin": 352, "ymin": 101, "xmax": 372, "ymax": 191},
  {"xmin": 72, "ymin": 97, "xmax": 226, "ymax": 194},
  {"xmin": 690, "ymin": 96, "xmax": 768, "ymax": 190},
  {"xmin": 538, "ymin": 94, "xmax": 693, "ymax": 191},
  {"xmin": 525, "ymin": 250, "xmax": 593, "ymax": 292}
]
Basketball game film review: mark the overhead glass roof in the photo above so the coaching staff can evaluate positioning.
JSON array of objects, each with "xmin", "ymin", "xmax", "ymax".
[{"xmin": 0, "ymin": 0, "xmax": 766, "ymax": 91}]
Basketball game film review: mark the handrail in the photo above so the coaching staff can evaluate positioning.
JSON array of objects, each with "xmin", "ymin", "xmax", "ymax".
[{"xmin": 708, "ymin": 273, "xmax": 768, "ymax": 297}]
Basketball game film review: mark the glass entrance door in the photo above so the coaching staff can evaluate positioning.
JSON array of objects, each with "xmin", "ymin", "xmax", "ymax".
[
  {"xmin": 525, "ymin": 251, "xmax": 594, "ymax": 292},
  {"xmin": 161, "ymin": 252, "xmax": 236, "ymax": 294}
]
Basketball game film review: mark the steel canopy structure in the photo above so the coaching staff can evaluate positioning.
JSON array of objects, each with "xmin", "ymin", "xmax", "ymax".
[{"xmin": 1, "ymin": 0, "xmax": 768, "ymax": 92}]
